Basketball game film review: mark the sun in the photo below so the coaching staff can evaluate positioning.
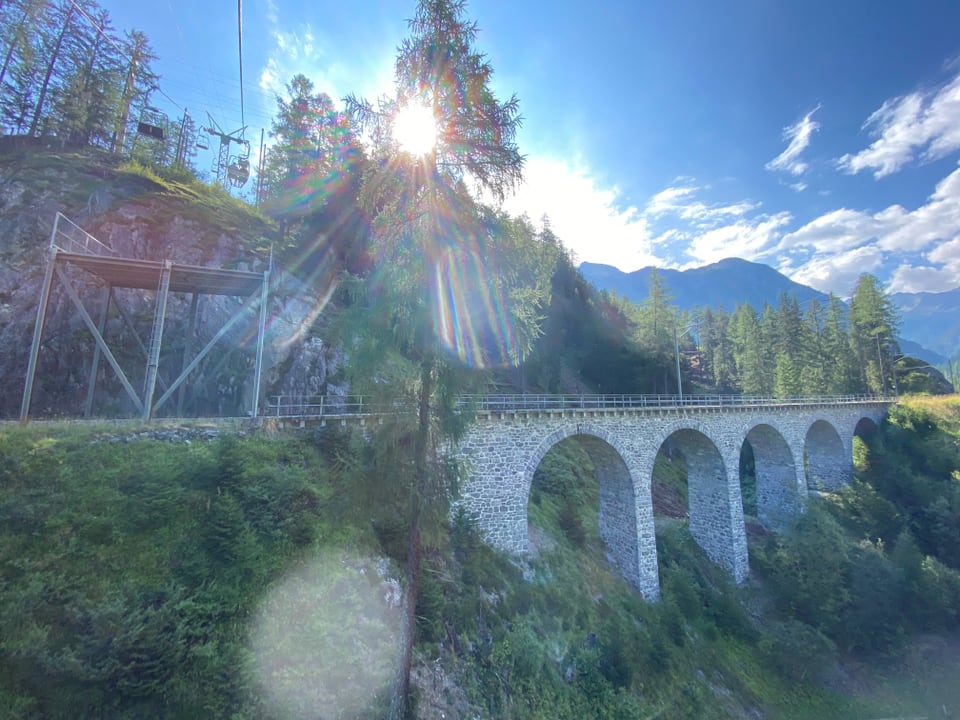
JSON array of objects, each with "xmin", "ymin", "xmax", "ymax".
[{"xmin": 393, "ymin": 104, "xmax": 437, "ymax": 156}]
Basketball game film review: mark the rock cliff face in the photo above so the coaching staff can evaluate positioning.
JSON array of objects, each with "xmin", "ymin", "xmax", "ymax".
[{"xmin": 0, "ymin": 144, "xmax": 338, "ymax": 418}]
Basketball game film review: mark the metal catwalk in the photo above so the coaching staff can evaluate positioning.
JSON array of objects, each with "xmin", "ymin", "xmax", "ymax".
[{"xmin": 20, "ymin": 213, "xmax": 270, "ymax": 421}]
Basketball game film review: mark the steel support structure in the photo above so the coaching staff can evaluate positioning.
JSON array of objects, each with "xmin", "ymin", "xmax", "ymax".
[
  {"xmin": 19, "ymin": 246, "xmax": 58, "ymax": 422},
  {"xmin": 177, "ymin": 293, "xmax": 200, "ymax": 416},
  {"xmin": 142, "ymin": 260, "xmax": 172, "ymax": 420},
  {"xmin": 84, "ymin": 285, "xmax": 113, "ymax": 418},
  {"xmin": 19, "ymin": 215, "xmax": 270, "ymax": 421}
]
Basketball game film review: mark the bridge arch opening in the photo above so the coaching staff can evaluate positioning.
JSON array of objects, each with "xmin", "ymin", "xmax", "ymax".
[
  {"xmin": 741, "ymin": 424, "xmax": 800, "ymax": 531},
  {"xmin": 527, "ymin": 430, "xmax": 643, "ymax": 590},
  {"xmin": 654, "ymin": 429, "xmax": 747, "ymax": 581},
  {"xmin": 805, "ymin": 419, "xmax": 847, "ymax": 491},
  {"xmin": 854, "ymin": 416, "xmax": 879, "ymax": 440},
  {"xmin": 852, "ymin": 416, "xmax": 880, "ymax": 472}
]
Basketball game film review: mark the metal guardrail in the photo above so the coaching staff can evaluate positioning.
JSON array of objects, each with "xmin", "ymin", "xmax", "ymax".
[
  {"xmin": 264, "ymin": 393, "xmax": 893, "ymax": 419},
  {"xmin": 50, "ymin": 212, "xmax": 117, "ymax": 256}
]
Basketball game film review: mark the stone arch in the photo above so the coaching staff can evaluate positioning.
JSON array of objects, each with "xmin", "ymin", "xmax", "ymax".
[
  {"xmin": 524, "ymin": 423, "xmax": 657, "ymax": 599},
  {"xmin": 649, "ymin": 424, "xmax": 748, "ymax": 582},
  {"xmin": 854, "ymin": 415, "xmax": 879, "ymax": 440},
  {"xmin": 743, "ymin": 423, "xmax": 803, "ymax": 530},
  {"xmin": 805, "ymin": 419, "xmax": 848, "ymax": 491}
]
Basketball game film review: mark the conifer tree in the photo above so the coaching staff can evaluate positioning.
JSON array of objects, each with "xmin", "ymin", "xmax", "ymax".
[
  {"xmin": 344, "ymin": 2, "xmax": 525, "ymax": 715},
  {"xmin": 699, "ymin": 306, "xmax": 735, "ymax": 390},
  {"xmin": 27, "ymin": 0, "xmax": 79, "ymax": 137},
  {"xmin": 261, "ymin": 74, "xmax": 353, "ymax": 218},
  {"xmin": 50, "ymin": 6, "xmax": 123, "ymax": 147},
  {"xmin": 110, "ymin": 30, "xmax": 158, "ymax": 154},
  {"xmin": 730, "ymin": 303, "xmax": 772, "ymax": 395},
  {"xmin": 849, "ymin": 273, "xmax": 900, "ymax": 394},
  {"xmin": 636, "ymin": 268, "xmax": 676, "ymax": 365}
]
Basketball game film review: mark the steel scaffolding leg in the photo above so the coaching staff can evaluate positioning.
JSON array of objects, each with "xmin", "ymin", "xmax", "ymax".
[
  {"xmin": 142, "ymin": 260, "xmax": 172, "ymax": 420},
  {"xmin": 53, "ymin": 264, "xmax": 143, "ymax": 414},
  {"xmin": 177, "ymin": 293, "xmax": 200, "ymax": 416},
  {"xmin": 152, "ymin": 286, "xmax": 263, "ymax": 414},
  {"xmin": 251, "ymin": 270, "xmax": 269, "ymax": 417},
  {"xmin": 84, "ymin": 285, "xmax": 112, "ymax": 418},
  {"xmin": 20, "ymin": 247, "xmax": 58, "ymax": 422},
  {"xmin": 109, "ymin": 293, "xmax": 169, "ymax": 396}
]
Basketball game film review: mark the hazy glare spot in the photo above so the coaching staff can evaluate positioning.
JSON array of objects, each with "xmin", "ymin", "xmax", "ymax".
[{"xmin": 250, "ymin": 551, "xmax": 401, "ymax": 719}]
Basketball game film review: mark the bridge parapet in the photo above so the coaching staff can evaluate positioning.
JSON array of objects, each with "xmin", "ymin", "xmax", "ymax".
[{"xmin": 265, "ymin": 393, "xmax": 894, "ymax": 419}]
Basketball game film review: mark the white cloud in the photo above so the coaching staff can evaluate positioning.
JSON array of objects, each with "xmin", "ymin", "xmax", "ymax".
[
  {"xmin": 888, "ymin": 236, "xmax": 960, "ymax": 293},
  {"xmin": 645, "ymin": 182, "xmax": 758, "ymax": 226},
  {"xmin": 646, "ymin": 184, "xmax": 696, "ymax": 216},
  {"xmin": 501, "ymin": 156, "xmax": 661, "ymax": 271},
  {"xmin": 782, "ymin": 163, "xmax": 960, "ymax": 256},
  {"xmin": 876, "ymin": 165, "xmax": 960, "ymax": 252},
  {"xmin": 257, "ymin": 12, "xmax": 394, "ymax": 111},
  {"xmin": 265, "ymin": 0, "xmax": 279, "ymax": 25},
  {"xmin": 788, "ymin": 245, "xmax": 885, "ymax": 296},
  {"xmin": 641, "ymin": 183, "xmax": 785, "ymax": 266},
  {"xmin": 837, "ymin": 70, "xmax": 960, "ymax": 178},
  {"xmin": 780, "ymin": 207, "xmax": 887, "ymax": 254},
  {"xmin": 766, "ymin": 105, "xmax": 821, "ymax": 176},
  {"xmin": 777, "ymin": 163, "xmax": 960, "ymax": 294},
  {"xmin": 503, "ymin": 157, "xmax": 960, "ymax": 296},
  {"xmin": 682, "ymin": 212, "xmax": 792, "ymax": 267}
]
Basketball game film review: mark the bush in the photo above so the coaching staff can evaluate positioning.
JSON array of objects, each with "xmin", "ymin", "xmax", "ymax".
[{"xmin": 759, "ymin": 619, "xmax": 835, "ymax": 681}]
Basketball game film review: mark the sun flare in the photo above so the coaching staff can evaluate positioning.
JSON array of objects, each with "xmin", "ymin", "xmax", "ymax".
[{"xmin": 393, "ymin": 104, "xmax": 437, "ymax": 156}]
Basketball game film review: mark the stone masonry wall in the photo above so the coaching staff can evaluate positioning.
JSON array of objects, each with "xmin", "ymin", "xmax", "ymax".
[{"xmin": 453, "ymin": 402, "xmax": 888, "ymax": 602}]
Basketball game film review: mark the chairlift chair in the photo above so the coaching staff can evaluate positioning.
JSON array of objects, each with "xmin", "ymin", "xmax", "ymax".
[
  {"xmin": 136, "ymin": 106, "xmax": 166, "ymax": 141},
  {"xmin": 226, "ymin": 139, "xmax": 252, "ymax": 187},
  {"xmin": 227, "ymin": 156, "xmax": 250, "ymax": 187}
]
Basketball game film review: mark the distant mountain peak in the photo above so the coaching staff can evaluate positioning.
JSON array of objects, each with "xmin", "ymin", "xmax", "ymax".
[
  {"xmin": 579, "ymin": 258, "xmax": 959, "ymax": 360},
  {"xmin": 579, "ymin": 258, "xmax": 828, "ymax": 312}
]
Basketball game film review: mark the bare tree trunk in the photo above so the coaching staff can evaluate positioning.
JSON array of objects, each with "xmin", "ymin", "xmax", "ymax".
[
  {"xmin": 28, "ymin": 4, "xmax": 73, "ymax": 137},
  {"xmin": 388, "ymin": 359, "xmax": 432, "ymax": 720}
]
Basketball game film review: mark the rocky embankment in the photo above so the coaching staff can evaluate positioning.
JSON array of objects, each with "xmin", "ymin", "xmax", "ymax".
[{"xmin": 0, "ymin": 143, "xmax": 339, "ymax": 419}]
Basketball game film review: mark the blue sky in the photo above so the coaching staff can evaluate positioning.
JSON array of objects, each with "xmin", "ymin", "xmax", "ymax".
[{"xmin": 95, "ymin": 0, "xmax": 960, "ymax": 297}]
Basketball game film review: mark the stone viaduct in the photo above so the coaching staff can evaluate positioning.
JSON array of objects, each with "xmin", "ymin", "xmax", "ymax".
[{"xmin": 451, "ymin": 395, "xmax": 890, "ymax": 601}]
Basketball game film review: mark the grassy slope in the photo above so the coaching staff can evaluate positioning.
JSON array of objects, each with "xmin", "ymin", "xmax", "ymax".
[
  {"xmin": 1, "ymin": 400, "xmax": 958, "ymax": 718},
  {"xmin": 0, "ymin": 422, "xmax": 397, "ymax": 719}
]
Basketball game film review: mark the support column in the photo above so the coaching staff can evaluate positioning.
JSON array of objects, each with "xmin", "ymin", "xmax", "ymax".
[
  {"xmin": 251, "ymin": 269, "xmax": 269, "ymax": 418},
  {"xmin": 84, "ymin": 285, "xmax": 112, "ymax": 418},
  {"xmin": 142, "ymin": 260, "xmax": 172, "ymax": 420},
  {"xmin": 53, "ymin": 265, "xmax": 143, "ymax": 414},
  {"xmin": 684, "ymin": 430, "xmax": 749, "ymax": 583},
  {"xmin": 176, "ymin": 292, "xmax": 199, "ymax": 416},
  {"xmin": 20, "ymin": 247, "xmax": 58, "ymax": 422}
]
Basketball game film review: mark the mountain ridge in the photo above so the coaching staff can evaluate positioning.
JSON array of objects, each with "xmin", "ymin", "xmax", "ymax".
[{"xmin": 579, "ymin": 258, "xmax": 959, "ymax": 362}]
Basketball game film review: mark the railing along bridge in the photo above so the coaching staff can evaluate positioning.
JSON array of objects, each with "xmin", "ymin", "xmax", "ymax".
[{"xmin": 265, "ymin": 393, "xmax": 892, "ymax": 419}]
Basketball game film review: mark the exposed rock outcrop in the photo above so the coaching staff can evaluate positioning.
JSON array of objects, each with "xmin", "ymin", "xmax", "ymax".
[{"xmin": 0, "ymin": 146, "xmax": 337, "ymax": 418}]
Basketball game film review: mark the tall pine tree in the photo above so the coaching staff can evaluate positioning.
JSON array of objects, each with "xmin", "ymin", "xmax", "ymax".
[
  {"xmin": 344, "ymin": 2, "xmax": 525, "ymax": 715},
  {"xmin": 849, "ymin": 273, "xmax": 900, "ymax": 394}
]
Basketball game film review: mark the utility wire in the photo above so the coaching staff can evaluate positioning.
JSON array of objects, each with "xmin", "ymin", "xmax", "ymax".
[
  {"xmin": 67, "ymin": 0, "xmax": 184, "ymax": 112},
  {"xmin": 238, "ymin": 0, "xmax": 246, "ymax": 132}
]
